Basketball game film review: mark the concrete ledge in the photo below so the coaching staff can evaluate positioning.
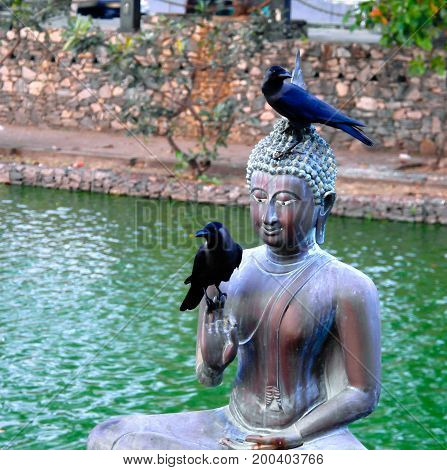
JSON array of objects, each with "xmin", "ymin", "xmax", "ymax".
[{"xmin": 1, "ymin": 162, "xmax": 446, "ymax": 224}]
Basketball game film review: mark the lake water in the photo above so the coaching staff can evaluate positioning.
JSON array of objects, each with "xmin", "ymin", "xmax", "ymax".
[{"xmin": 0, "ymin": 185, "xmax": 445, "ymax": 450}]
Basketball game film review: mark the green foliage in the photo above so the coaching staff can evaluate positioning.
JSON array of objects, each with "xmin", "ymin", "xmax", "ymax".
[
  {"xmin": 345, "ymin": 0, "xmax": 446, "ymax": 75},
  {"xmin": 174, "ymin": 150, "xmax": 189, "ymax": 173},
  {"xmin": 64, "ymin": 12, "xmax": 277, "ymax": 177},
  {"xmin": 0, "ymin": 1, "xmax": 71, "ymax": 65},
  {"xmin": 197, "ymin": 174, "xmax": 223, "ymax": 185},
  {"xmin": 62, "ymin": 15, "xmax": 104, "ymax": 54},
  {"xmin": 194, "ymin": 0, "xmax": 214, "ymax": 15},
  {"xmin": 0, "ymin": 0, "xmax": 71, "ymax": 31}
]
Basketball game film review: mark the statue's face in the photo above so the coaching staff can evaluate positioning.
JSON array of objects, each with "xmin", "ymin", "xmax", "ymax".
[{"xmin": 250, "ymin": 171, "xmax": 320, "ymax": 253}]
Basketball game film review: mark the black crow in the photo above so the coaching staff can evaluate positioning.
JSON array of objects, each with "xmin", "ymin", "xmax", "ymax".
[
  {"xmin": 180, "ymin": 221, "xmax": 243, "ymax": 312},
  {"xmin": 262, "ymin": 52, "xmax": 374, "ymax": 146}
]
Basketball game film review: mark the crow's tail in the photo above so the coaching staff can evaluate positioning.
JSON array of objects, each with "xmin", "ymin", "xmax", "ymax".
[
  {"xmin": 180, "ymin": 285, "xmax": 204, "ymax": 311},
  {"xmin": 336, "ymin": 123, "xmax": 374, "ymax": 146}
]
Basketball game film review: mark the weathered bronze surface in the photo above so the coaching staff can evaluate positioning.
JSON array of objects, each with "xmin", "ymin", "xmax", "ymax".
[{"xmin": 88, "ymin": 169, "xmax": 381, "ymax": 450}]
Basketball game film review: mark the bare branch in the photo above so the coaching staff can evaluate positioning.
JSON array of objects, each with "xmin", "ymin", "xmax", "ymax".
[{"xmin": 0, "ymin": 37, "xmax": 21, "ymax": 66}]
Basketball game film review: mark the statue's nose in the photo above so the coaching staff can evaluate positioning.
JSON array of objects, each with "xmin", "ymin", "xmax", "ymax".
[{"xmin": 263, "ymin": 201, "xmax": 279, "ymax": 227}]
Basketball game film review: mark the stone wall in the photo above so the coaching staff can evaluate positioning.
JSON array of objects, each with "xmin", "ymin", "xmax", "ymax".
[
  {"xmin": 0, "ymin": 26, "xmax": 445, "ymax": 157},
  {"xmin": 1, "ymin": 161, "xmax": 446, "ymax": 224}
]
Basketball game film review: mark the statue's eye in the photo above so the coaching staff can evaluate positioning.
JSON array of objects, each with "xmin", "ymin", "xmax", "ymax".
[
  {"xmin": 251, "ymin": 190, "xmax": 268, "ymax": 204},
  {"xmin": 276, "ymin": 199, "xmax": 295, "ymax": 207},
  {"xmin": 252, "ymin": 194, "xmax": 267, "ymax": 204}
]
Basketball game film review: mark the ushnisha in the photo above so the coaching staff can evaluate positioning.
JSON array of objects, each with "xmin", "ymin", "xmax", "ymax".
[{"xmin": 246, "ymin": 118, "xmax": 337, "ymax": 206}]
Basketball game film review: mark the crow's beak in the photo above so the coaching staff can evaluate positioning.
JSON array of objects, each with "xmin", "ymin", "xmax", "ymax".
[
  {"xmin": 195, "ymin": 229, "xmax": 208, "ymax": 238},
  {"xmin": 278, "ymin": 71, "xmax": 292, "ymax": 79}
]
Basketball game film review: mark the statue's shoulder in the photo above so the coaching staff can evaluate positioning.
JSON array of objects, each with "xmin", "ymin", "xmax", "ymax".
[
  {"xmin": 327, "ymin": 255, "xmax": 378, "ymax": 303},
  {"xmin": 240, "ymin": 245, "xmax": 264, "ymax": 268},
  {"xmin": 225, "ymin": 246, "xmax": 263, "ymax": 289},
  {"xmin": 224, "ymin": 246, "xmax": 262, "ymax": 291}
]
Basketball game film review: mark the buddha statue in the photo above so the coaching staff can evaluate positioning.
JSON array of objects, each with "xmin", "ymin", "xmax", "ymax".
[{"xmin": 87, "ymin": 118, "xmax": 381, "ymax": 451}]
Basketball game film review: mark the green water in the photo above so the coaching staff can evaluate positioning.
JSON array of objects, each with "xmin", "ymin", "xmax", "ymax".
[{"xmin": 0, "ymin": 185, "xmax": 445, "ymax": 450}]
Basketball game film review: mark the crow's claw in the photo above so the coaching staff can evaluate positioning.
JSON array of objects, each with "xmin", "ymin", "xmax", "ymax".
[
  {"xmin": 206, "ymin": 297, "xmax": 217, "ymax": 312},
  {"xmin": 216, "ymin": 292, "xmax": 227, "ymax": 309},
  {"xmin": 275, "ymin": 142, "xmax": 299, "ymax": 159}
]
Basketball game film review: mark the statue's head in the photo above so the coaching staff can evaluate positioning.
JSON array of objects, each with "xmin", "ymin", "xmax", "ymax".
[{"xmin": 247, "ymin": 119, "xmax": 337, "ymax": 254}]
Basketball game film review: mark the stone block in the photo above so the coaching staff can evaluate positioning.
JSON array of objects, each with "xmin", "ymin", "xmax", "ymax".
[
  {"xmin": 405, "ymin": 87, "xmax": 421, "ymax": 101},
  {"xmin": 79, "ymin": 173, "xmax": 93, "ymax": 191},
  {"xmin": 419, "ymin": 139, "xmax": 437, "ymax": 155},
  {"xmin": 61, "ymin": 119, "xmax": 78, "ymax": 127},
  {"xmin": 336, "ymin": 47, "xmax": 351, "ymax": 58},
  {"xmin": 77, "ymin": 89, "xmax": 93, "ymax": 101},
  {"xmin": 335, "ymin": 82, "xmax": 349, "ymax": 97},
  {"xmin": 407, "ymin": 110, "xmax": 422, "ymax": 120},
  {"xmin": 0, "ymin": 164, "xmax": 10, "ymax": 184},
  {"xmin": 22, "ymin": 66, "xmax": 36, "ymax": 82},
  {"xmin": 147, "ymin": 180, "xmax": 166, "ymax": 197},
  {"xmin": 29, "ymin": 81, "xmax": 44, "ymax": 96},
  {"xmin": 2, "ymin": 81, "xmax": 13, "ymax": 93},
  {"xmin": 10, "ymin": 167, "xmax": 23, "ymax": 184},
  {"xmin": 56, "ymin": 89, "xmax": 74, "ymax": 98},
  {"xmin": 99, "ymin": 84, "xmax": 112, "ymax": 99},
  {"xmin": 432, "ymin": 116, "xmax": 442, "ymax": 134},
  {"xmin": 260, "ymin": 111, "xmax": 275, "ymax": 121},
  {"xmin": 54, "ymin": 168, "xmax": 66, "ymax": 185},
  {"xmin": 14, "ymin": 109, "xmax": 28, "ymax": 124},
  {"xmin": 91, "ymin": 103, "xmax": 102, "ymax": 113},
  {"xmin": 80, "ymin": 116, "xmax": 95, "ymax": 129},
  {"xmin": 356, "ymin": 97, "xmax": 377, "ymax": 111},
  {"xmin": 113, "ymin": 86, "xmax": 124, "ymax": 97}
]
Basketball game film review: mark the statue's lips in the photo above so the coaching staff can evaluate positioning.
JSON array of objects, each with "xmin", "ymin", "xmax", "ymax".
[{"xmin": 262, "ymin": 227, "xmax": 283, "ymax": 236}]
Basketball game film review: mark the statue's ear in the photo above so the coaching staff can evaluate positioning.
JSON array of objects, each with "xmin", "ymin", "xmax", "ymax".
[{"xmin": 316, "ymin": 191, "xmax": 336, "ymax": 245}]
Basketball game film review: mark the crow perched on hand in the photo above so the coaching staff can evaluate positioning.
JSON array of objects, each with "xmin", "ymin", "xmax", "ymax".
[
  {"xmin": 262, "ymin": 51, "xmax": 374, "ymax": 146},
  {"xmin": 180, "ymin": 222, "xmax": 243, "ymax": 312}
]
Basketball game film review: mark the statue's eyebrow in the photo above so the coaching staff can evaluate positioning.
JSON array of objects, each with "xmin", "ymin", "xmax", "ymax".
[{"xmin": 250, "ymin": 187, "xmax": 268, "ymax": 194}]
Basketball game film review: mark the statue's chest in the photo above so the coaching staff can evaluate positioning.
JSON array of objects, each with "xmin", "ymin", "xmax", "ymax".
[{"xmin": 233, "ymin": 269, "xmax": 333, "ymax": 347}]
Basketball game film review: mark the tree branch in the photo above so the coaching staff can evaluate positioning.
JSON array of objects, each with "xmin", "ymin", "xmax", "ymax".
[{"xmin": 0, "ymin": 37, "xmax": 21, "ymax": 66}]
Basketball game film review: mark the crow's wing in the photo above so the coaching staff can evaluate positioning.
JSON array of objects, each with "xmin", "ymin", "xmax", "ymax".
[
  {"xmin": 185, "ymin": 244, "xmax": 207, "ymax": 285},
  {"xmin": 279, "ymin": 84, "xmax": 366, "ymax": 127},
  {"xmin": 219, "ymin": 244, "xmax": 243, "ymax": 282}
]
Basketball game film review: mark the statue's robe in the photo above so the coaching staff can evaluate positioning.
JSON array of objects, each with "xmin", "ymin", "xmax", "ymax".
[{"xmin": 88, "ymin": 246, "xmax": 365, "ymax": 450}]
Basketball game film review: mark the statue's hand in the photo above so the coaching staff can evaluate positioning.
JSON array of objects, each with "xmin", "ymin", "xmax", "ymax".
[
  {"xmin": 220, "ymin": 433, "xmax": 303, "ymax": 450},
  {"xmin": 200, "ymin": 297, "xmax": 238, "ymax": 371},
  {"xmin": 244, "ymin": 432, "xmax": 304, "ymax": 450}
]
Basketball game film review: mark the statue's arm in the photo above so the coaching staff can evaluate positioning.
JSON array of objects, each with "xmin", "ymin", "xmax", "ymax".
[
  {"xmin": 196, "ymin": 291, "xmax": 223, "ymax": 387},
  {"xmin": 195, "ymin": 285, "xmax": 238, "ymax": 387},
  {"xmin": 295, "ymin": 271, "xmax": 381, "ymax": 441}
]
